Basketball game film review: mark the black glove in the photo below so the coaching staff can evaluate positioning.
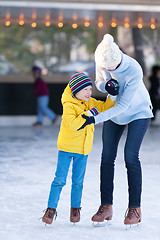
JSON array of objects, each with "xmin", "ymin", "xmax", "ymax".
[
  {"xmin": 105, "ymin": 79, "xmax": 119, "ymax": 96},
  {"xmin": 77, "ymin": 114, "xmax": 95, "ymax": 131}
]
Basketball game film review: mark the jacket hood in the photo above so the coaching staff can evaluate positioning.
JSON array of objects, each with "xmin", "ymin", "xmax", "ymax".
[{"xmin": 62, "ymin": 84, "xmax": 82, "ymax": 105}]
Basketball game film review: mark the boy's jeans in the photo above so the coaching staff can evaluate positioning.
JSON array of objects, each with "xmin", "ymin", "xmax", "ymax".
[
  {"xmin": 101, "ymin": 118, "xmax": 150, "ymax": 207},
  {"xmin": 48, "ymin": 151, "xmax": 88, "ymax": 209},
  {"xmin": 37, "ymin": 96, "xmax": 56, "ymax": 123}
]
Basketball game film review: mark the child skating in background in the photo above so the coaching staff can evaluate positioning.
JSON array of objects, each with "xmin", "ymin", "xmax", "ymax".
[
  {"xmin": 32, "ymin": 65, "xmax": 57, "ymax": 126},
  {"xmin": 42, "ymin": 72, "xmax": 119, "ymax": 224}
]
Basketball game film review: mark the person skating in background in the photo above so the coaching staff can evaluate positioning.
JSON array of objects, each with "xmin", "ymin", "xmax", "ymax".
[
  {"xmin": 41, "ymin": 72, "xmax": 118, "ymax": 225},
  {"xmin": 78, "ymin": 34, "xmax": 153, "ymax": 227},
  {"xmin": 32, "ymin": 65, "xmax": 57, "ymax": 126},
  {"xmin": 149, "ymin": 65, "xmax": 160, "ymax": 121}
]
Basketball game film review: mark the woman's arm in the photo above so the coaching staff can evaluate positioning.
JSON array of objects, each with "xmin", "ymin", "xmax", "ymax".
[
  {"xmin": 94, "ymin": 75, "xmax": 140, "ymax": 125},
  {"xmin": 95, "ymin": 65, "xmax": 112, "ymax": 93}
]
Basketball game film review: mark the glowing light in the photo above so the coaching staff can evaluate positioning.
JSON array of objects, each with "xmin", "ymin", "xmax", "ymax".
[
  {"xmin": 138, "ymin": 17, "xmax": 143, "ymax": 29},
  {"xmin": 98, "ymin": 22, "xmax": 103, "ymax": 28},
  {"xmin": 58, "ymin": 22, "xmax": 64, "ymax": 28},
  {"xmin": 19, "ymin": 20, "xmax": 24, "ymax": 26},
  {"xmin": 72, "ymin": 23, "xmax": 78, "ymax": 29},
  {"xmin": 31, "ymin": 22, "xmax": 37, "ymax": 28},
  {"xmin": 45, "ymin": 21, "xmax": 51, "ymax": 27},
  {"xmin": 5, "ymin": 20, "xmax": 11, "ymax": 26},
  {"xmin": 124, "ymin": 18, "xmax": 130, "ymax": 28},
  {"xmin": 84, "ymin": 21, "xmax": 90, "ymax": 27},
  {"xmin": 151, "ymin": 18, "xmax": 156, "ymax": 29},
  {"xmin": 111, "ymin": 18, "xmax": 117, "ymax": 28},
  {"xmin": 151, "ymin": 24, "xmax": 156, "ymax": 29}
]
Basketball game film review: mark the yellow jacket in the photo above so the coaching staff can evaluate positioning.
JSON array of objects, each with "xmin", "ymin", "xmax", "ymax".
[{"xmin": 57, "ymin": 84, "xmax": 115, "ymax": 155}]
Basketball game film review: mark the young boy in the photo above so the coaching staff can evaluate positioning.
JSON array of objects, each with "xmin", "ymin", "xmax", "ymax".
[{"xmin": 42, "ymin": 72, "xmax": 118, "ymax": 224}]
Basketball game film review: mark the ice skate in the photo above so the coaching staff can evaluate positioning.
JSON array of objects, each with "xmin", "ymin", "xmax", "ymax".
[
  {"xmin": 70, "ymin": 207, "xmax": 81, "ymax": 224},
  {"xmin": 32, "ymin": 121, "xmax": 43, "ymax": 127},
  {"xmin": 42, "ymin": 207, "xmax": 57, "ymax": 225},
  {"xmin": 124, "ymin": 207, "xmax": 141, "ymax": 229},
  {"xmin": 91, "ymin": 205, "xmax": 112, "ymax": 227}
]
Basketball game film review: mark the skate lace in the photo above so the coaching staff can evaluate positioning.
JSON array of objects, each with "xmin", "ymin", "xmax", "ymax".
[
  {"xmin": 97, "ymin": 205, "xmax": 110, "ymax": 216},
  {"xmin": 72, "ymin": 207, "xmax": 81, "ymax": 217},
  {"xmin": 39, "ymin": 208, "xmax": 57, "ymax": 221},
  {"xmin": 125, "ymin": 208, "xmax": 140, "ymax": 220}
]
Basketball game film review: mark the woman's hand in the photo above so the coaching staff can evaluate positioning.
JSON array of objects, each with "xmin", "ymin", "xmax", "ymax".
[
  {"xmin": 77, "ymin": 114, "xmax": 95, "ymax": 130},
  {"xmin": 105, "ymin": 79, "xmax": 119, "ymax": 96}
]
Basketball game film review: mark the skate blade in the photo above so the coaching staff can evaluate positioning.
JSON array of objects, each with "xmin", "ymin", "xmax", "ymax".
[
  {"xmin": 125, "ymin": 222, "xmax": 141, "ymax": 230},
  {"xmin": 92, "ymin": 221, "xmax": 111, "ymax": 228}
]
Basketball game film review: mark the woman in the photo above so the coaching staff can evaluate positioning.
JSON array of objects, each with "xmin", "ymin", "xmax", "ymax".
[{"xmin": 79, "ymin": 34, "xmax": 153, "ymax": 226}]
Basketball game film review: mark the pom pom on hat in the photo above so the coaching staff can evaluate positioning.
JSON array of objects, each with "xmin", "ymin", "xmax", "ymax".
[
  {"xmin": 69, "ymin": 72, "xmax": 92, "ymax": 95},
  {"xmin": 95, "ymin": 34, "xmax": 122, "ymax": 69}
]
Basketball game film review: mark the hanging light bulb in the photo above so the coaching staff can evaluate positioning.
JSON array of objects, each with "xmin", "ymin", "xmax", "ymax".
[
  {"xmin": 31, "ymin": 10, "xmax": 37, "ymax": 28},
  {"xmin": 84, "ymin": 16, "xmax": 90, "ymax": 27},
  {"xmin": 124, "ymin": 17, "xmax": 130, "ymax": 28},
  {"xmin": 72, "ymin": 13, "xmax": 78, "ymax": 29},
  {"xmin": 31, "ymin": 22, "xmax": 37, "ymax": 28},
  {"xmin": 111, "ymin": 17, "xmax": 117, "ymax": 28},
  {"xmin": 5, "ymin": 12, "xmax": 11, "ymax": 26},
  {"xmin": 58, "ymin": 22, "xmax": 63, "ymax": 28},
  {"xmin": 19, "ymin": 13, "xmax": 24, "ymax": 26},
  {"xmin": 150, "ymin": 17, "xmax": 156, "ymax": 29},
  {"xmin": 72, "ymin": 23, "xmax": 78, "ymax": 29},
  {"xmin": 45, "ymin": 21, "xmax": 51, "ymax": 27},
  {"xmin": 5, "ymin": 20, "xmax": 11, "ymax": 27},
  {"xmin": 45, "ymin": 13, "xmax": 51, "ymax": 27},
  {"xmin": 58, "ymin": 12, "xmax": 64, "ymax": 28},
  {"xmin": 98, "ymin": 17, "xmax": 103, "ymax": 28},
  {"xmin": 138, "ymin": 17, "xmax": 143, "ymax": 29}
]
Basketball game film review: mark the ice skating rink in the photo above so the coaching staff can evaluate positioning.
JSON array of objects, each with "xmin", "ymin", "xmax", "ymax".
[{"xmin": 0, "ymin": 116, "xmax": 160, "ymax": 240}]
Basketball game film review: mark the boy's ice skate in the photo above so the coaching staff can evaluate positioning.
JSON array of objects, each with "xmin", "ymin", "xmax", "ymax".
[
  {"xmin": 42, "ymin": 207, "xmax": 57, "ymax": 225},
  {"xmin": 124, "ymin": 207, "xmax": 141, "ymax": 229},
  {"xmin": 70, "ymin": 207, "xmax": 81, "ymax": 224},
  {"xmin": 91, "ymin": 205, "xmax": 112, "ymax": 227}
]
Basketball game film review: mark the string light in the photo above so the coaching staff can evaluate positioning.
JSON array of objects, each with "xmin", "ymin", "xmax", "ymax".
[
  {"xmin": 58, "ymin": 22, "xmax": 63, "ymax": 28},
  {"xmin": 150, "ymin": 17, "xmax": 156, "ymax": 29},
  {"xmin": 84, "ymin": 16, "xmax": 90, "ymax": 27},
  {"xmin": 5, "ymin": 20, "xmax": 11, "ymax": 27},
  {"xmin": 72, "ymin": 23, "xmax": 78, "ymax": 29},
  {"xmin": 5, "ymin": 12, "xmax": 11, "ymax": 26},
  {"xmin": 124, "ymin": 17, "xmax": 130, "ymax": 28},
  {"xmin": 45, "ymin": 13, "xmax": 51, "ymax": 27},
  {"xmin": 111, "ymin": 17, "xmax": 117, "ymax": 28},
  {"xmin": 31, "ymin": 10, "xmax": 37, "ymax": 27},
  {"xmin": 138, "ymin": 17, "xmax": 143, "ymax": 29},
  {"xmin": 57, "ymin": 12, "xmax": 63, "ymax": 27},
  {"xmin": 19, "ymin": 13, "xmax": 24, "ymax": 26},
  {"xmin": 45, "ymin": 21, "xmax": 51, "ymax": 27},
  {"xmin": 31, "ymin": 22, "xmax": 37, "ymax": 28},
  {"xmin": 72, "ymin": 13, "xmax": 78, "ymax": 29},
  {"xmin": 98, "ymin": 17, "xmax": 103, "ymax": 28}
]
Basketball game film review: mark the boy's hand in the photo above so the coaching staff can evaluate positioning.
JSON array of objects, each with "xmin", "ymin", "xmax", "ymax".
[
  {"xmin": 105, "ymin": 79, "xmax": 119, "ymax": 96},
  {"xmin": 77, "ymin": 114, "xmax": 95, "ymax": 130}
]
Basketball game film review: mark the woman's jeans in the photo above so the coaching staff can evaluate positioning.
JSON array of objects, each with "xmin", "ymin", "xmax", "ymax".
[
  {"xmin": 37, "ymin": 96, "xmax": 56, "ymax": 123},
  {"xmin": 48, "ymin": 151, "xmax": 88, "ymax": 209},
  {"xmin": 101, "ymin": 118, "xmax": 150, "ymax": 208}
]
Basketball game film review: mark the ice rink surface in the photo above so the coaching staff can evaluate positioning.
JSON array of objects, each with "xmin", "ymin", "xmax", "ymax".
[{"xmin": 0, "ymin": 117, "xmax": 160, "ymax": 240}]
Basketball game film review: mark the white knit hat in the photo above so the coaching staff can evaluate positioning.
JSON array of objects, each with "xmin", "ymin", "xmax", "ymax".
[{"xmin": 95, "ymin": 34, "xmax": 122, "ymax": 68}]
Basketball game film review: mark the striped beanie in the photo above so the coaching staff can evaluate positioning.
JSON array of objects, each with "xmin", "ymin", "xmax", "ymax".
[{"xmin": 69, "ymin": 72, "xmax": 92, "ymax": 95}]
